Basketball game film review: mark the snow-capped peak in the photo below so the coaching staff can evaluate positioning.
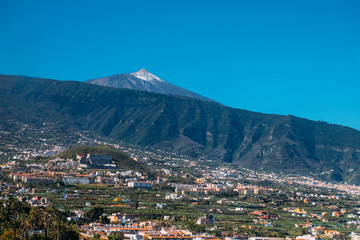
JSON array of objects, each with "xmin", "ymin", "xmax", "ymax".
[{"xmin": 130, "ymin": 68, "xmax": 164, "ymax": 82}]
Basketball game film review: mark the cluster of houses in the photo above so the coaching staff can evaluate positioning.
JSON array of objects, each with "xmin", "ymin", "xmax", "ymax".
[
  {"xmin": 10, "ymin": 172, "xmax": 57, "ymax": 184},
  {"xmin": 80, "ymin": 222, "xmax": 221, "ymax": 240},
  {"xmin": 4, "ymin": 146, "xmax": 360, "ymax": 240},
  {"xmin": 172, "ymin": 183, "xmax": 271, "ymax": 198},
  {"xmin": 17, "ymin": 195, "xmax": 51, "ymax": 207},
  {"xmin": 9, "ymin": 146, "xmax": 65, "ymax": 161},
  {"xmin": 79, "ymin": 218, "xmax": 360, "ymax": 240},
  {"xmin": 249, "ymin": 208, "xmax": 358, "ymax": 239},
  {"xmin": 8, "ymin": 169, "xmax": 153, "ymax": 189}
]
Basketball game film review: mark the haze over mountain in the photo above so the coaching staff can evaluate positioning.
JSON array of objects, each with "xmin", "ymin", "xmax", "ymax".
[
  {"xmin": 86, "ymin": 69, "xmax": 215, "ymax": 102},
  {"xmin": 1, "ymin": 74, "xmax": 360, "ymax": 184}
]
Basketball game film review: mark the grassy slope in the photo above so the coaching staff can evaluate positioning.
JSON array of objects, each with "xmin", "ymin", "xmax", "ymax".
[{"xmin": 55, "ymin": 145, "xmax": 147, "ymax": 172}]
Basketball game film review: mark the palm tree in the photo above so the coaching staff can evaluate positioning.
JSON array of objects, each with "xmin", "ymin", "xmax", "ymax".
[
  {"xmin": 49, "ymin": 221, "xmax": 67, "ymax": 240},
  {"xmin": 0, "ymin": 207, "xmax": 11, "ymax": 236},
  {"xmin": 0, "ymin": 199, "xmax": 26, "ymax": 237},
  {"xmin": 8, "ymin": 198, "xmax": 29, "ymax": 221},
  {"xmin": 19, "ymin": 216, "xmax": 34, "ymax": 240},
  {"xmin": 34, "ymin": 207, "xmax": 59, "ymax": 239},
  {"xmin": 49, "ymin": 222, "xmax": 79, "ymax": 240}
]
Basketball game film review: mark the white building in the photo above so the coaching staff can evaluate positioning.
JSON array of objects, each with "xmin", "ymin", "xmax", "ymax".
[
  {"xmin": 128, "ymin": 181, "xmax": 152, "ymax": 189},
  {"xmin": 295, "ymin": 235, "xmax": 321, "ymax": 240},
  {"xmin": 249, "ymin": 238, "xmax": 284, "ymax": 240},
  {"xmin": 63, "ymin": 176, "xmax": 90, "ymax": 185},
  {"xmin": 350, "ymin": 233, "xmax": 360, "ymax": 240}
]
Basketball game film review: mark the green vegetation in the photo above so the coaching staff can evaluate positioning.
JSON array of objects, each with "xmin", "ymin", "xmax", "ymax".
[
  {"xmin": 1, "ymin": 74, "xmax": 360, "ymax": 183},
  {"xmin": 0, "ymin": 198, "xmax": 78, "ymax": 240},
  {"xmin": 2, "ymin": 75, "xmax": 360, "ymax": 239},
  {"xmin": 54, "ymin": 145, "xmax": 147, "ymax": 172},
  {"xmin": 108, "ymin": 231, "xmax": 124, "ymax": 240}
]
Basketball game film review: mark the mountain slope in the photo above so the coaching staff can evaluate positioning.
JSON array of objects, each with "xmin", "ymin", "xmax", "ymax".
[
  {"xmin": 86, "ymin": 68, "xmax": 215, "ymax": 102},
  {"xmin": 1, "ymin": 74, "xmax": 360, "ymax": 184}
]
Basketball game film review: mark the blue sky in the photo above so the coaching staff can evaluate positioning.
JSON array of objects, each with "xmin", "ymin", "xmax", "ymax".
[{"xmin": 1, "ymin": 0, "xmax": 360, "ymax": 129}]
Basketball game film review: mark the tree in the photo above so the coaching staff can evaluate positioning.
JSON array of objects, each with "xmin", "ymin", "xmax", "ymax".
[
  {"xmin": 49, "ymin": 221, "xmax": 67, "ymax": 240},
  {"xmin": 187, "ymin": 222, "xmax": 206, "ymax": 233},
  {"xmin": 34, "ymin": 207, "xmax": 59, "ymax": 239},
  {"xmin": 0, "ymin": 199, "xmax": 77, "ymax": 240},
  {"xmin": 108, "ymin": 231, "xmax": 124, "ymax": 240},
  {"xmin": 19, "ymin": 215, "xmax": 35, "ymax": 240},
  {"xmin": 0, "ymin": 230, "xmax": 16, "ymax": 240},
  {"xmin": 49, "ymin": 221, "xmax": 78, "ymax": 240},
  {"xmin": 129, "ymin": 201, "xmax": 138, "ymax": 209},
  {"xmin": 63, "ymin": 225, "xmax": 79, "ymax": 240},
  {"xmin": 92, "ymin": 234, "xmax": 101, "ymax": 239},
  {"xmin": 100, "ymin": 214, "xmax": 110, "ymax": 224},
  {"xmin": 85, "ymin": 207, "xmax": 104, "ymax": 222},
  {"xmin": 0, "ymin": 199, "xmax": 31, "ymax": 237}
]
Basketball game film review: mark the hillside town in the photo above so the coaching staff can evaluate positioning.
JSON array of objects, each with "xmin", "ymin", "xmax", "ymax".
[{"xmin": 1, "ymin": 137, "xmax": 360, "ymax": 240}]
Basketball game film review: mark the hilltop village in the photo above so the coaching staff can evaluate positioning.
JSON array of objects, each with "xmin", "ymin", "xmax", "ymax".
[{"xmin": 1, "ymin": 136, "xmax": 360, "ymax": 240}]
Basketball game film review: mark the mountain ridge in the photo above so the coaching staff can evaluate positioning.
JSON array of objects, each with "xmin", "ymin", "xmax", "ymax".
[
  {"xmin": 1, "ymin": 74, "xmax": 360, "ymax": 184},
  {"xmin": 86, "ymin": 69, "xmax": 216, "ymax": 102}
]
